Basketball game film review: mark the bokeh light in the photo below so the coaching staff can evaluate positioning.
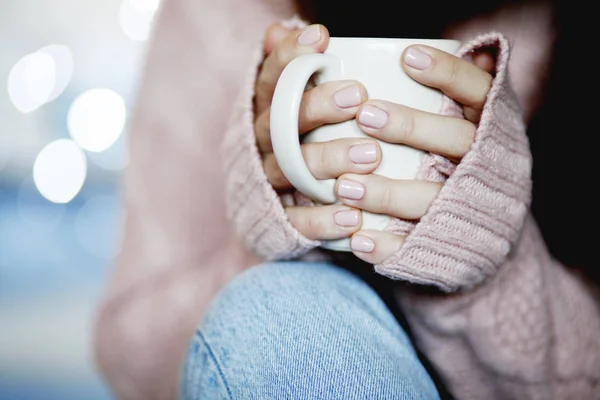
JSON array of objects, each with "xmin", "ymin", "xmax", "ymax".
[
  {"xmin": 7, "ymin": 45, "xmax": 74, "ymax": 114},
  {"xmin": 37, "ymin": 45, "xmax": 74, "ymax": 103},
  {"xmin": 8, "ymin": 52, "xmax": 56, "ymax": 113},
  {"xmin": 33, "ymin": 139, "xmax": 87, "ymax": 204},
  {"xmin": 131, "ymin": 0, "xmax": 161, "ymax": 13},
  {"xmin": 1, "ymin": 1, "xmax": 161, "ymax": 398},
  {"xmin": 119, "ymin": 0, "xmax": 161, "ymax": 41},
  {"xmin": 67, "ymin": 88, "xmax": 127, "ymax": 153}
]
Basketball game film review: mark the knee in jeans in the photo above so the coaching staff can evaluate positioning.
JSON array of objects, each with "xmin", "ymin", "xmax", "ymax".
[
  {"xmin": 203, "ymin": 261, "xmax": 359, "ymax": 321},
  {"xmin": 183, "ymin": 261, "xmax": 440, "ymax": 399},
  {"xmin": 199, "ymin": 260, "xmax": 406, "ymax": 350}
]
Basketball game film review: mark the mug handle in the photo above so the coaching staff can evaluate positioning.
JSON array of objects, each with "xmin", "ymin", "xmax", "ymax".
[{"xmin": 270, "ymin": 53, "xmax": 343, "ymax": 204}]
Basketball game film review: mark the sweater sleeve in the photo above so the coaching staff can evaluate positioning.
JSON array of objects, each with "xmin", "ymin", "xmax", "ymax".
[
  {"xmin": 376, "ymin": 32, "xmax": 532, "ymax": 291},
  {"xmin": 385, "ymin": 33, "xmax": 600, "ymax": 399},
  {"xmin": 221, "ymin": 16, "xmax": 322, "ymax": 261}
]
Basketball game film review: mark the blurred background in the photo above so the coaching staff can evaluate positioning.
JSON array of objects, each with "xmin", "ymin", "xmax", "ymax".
[{"xmin": 0, "ymin": 0, "xmax": 161, "ymax": 398}]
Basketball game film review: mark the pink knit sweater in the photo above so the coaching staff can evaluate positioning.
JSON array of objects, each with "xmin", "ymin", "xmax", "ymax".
[{"xmin": 93, "ymin": 1, "xmax": 600, "ymax": 399}]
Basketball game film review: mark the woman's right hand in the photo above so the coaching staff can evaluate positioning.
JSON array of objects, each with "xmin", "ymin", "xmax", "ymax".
[{"xmin": 254, "ymin": 23, "xmax": 382, "ymax": 241}]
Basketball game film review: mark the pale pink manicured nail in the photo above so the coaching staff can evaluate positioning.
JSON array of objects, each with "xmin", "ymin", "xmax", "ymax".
[
  {"xmin": 297, "ymin": 25, "xmax": 321, "ymax": 45},
  {"xmin": 333, "ymin": 85, "xmax": 362, "ymax": 108},
  {"xmin": 351, "ymin": 235, "xmax": 375, "ymax": 252},
  {"xmin": 337, "ymin": 180, "xmax": 364, "ymax": 200},
  {"xmin": 334, "ymin": 210, "xmax": 359, "ymax": 227},
  {"xmin": 358, "ymin": 105, "xmax": 387, "ymax": 129},
  {"xmin": 404, "ymin": 47, "xmax": 432, "ymax": 70},
  {"xmin": 349, "ymin": 144, "xmax": 377, "ymax": 164}
]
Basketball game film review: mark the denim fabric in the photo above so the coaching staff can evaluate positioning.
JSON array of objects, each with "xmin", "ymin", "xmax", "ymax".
[{"xmin": 181, "ymin": 261, "xmax": 440, "ymax": 399}]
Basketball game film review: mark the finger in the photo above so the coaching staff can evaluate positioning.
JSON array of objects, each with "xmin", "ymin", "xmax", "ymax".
[
  {"xmin": 256, "ymin": 80, "xmax": 368, "ymax": 153},
  {"xmin": 263, "ymin": 138, "xmax": 382, "ymax": 190},
  {"xmin": 254, "ymin": 24, "xmax": 330, "ymax": 116},
  {"xmin": 335, "ymin": 174, "xmax": 442, "ymax": 219},
  {"xmin": 471, "ymin": 51, "xmax": 495, "ymax": 75},
  {"xmin": 356, "ymin": 100, "xmax": 476, "ymax": 161},
  {"xmin": 263, "ymin": 23, "xmax": 292, "ymax": 56},
  {"xmin": 287, "ymin": 205, "xmax": 362, "ymax": 240},
  {"xmin": 349, "ymin": 230, "xmax": 405, "ymax": 264},
  {"xmin": 401, "ymin": 45, "xmax": 493, "ymax": 123}
]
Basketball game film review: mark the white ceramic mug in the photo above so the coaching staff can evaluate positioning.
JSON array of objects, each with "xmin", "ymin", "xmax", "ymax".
[{"xmin": 270, "ymin": 37, "xmax": 462, "ymax": 251}]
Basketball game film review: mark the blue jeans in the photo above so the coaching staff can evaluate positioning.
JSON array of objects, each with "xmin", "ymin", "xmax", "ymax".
[{"xmin": 180, "ymin": 261, "xmax": 440, "ymax": 399}]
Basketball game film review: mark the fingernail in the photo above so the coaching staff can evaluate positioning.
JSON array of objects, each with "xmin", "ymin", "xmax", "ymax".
[
  {"xmin": 338, "ymin": 180, "xmax": 364, "ymax": 200},
  {"xmin": 404, "ymin": 47, "xmax": 432, "ymax": 70},
  {"xmin": 358, "ymin": 105, "xmax": 387, "ymax": 129},
  {"xmin": 297, "ymin": 25, "xmax": 321, "ymax": 46},
  {"xmin": 334, "ymin": 210, "xmax": 359, "ymax": 227},
  {"xmin": 333, "ymin": 85, "xmax": 362, "ymax": 108},
  {"xmin": 349, "ymin": 143, "xmax": 377, "ymax": 164},
  {"xmin": 351, "ymin": 235, "xmax": 375, "ymax": 253}
]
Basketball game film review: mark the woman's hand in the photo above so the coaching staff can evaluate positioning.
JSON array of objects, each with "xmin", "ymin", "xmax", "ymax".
[
  {"xmin": 342, "ymin": 45, "xmax": 496, "ymax": 263},
  {"xmin": 254, "ymin": 23, "xmax": 381, "ymax": 241}
]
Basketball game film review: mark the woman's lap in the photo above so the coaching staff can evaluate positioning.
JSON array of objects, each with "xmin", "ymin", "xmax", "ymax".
[{"xmin": 180, "ymin": 261, "xmax": 440, "ymax": 399}]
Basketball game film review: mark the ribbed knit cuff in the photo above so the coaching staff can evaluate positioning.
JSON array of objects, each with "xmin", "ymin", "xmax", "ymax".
[
  {"xmin": 376, "ymin": 32, "xmax": 533, "ymax": 292},
  {"xmin": 221, "ymin": 17, "xmax": 319, "ymax": 261}
]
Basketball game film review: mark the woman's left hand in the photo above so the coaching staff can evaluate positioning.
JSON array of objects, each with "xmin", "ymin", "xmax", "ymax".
[{"xmin": 339, "ymin": 45, "xmax": 495, "ymax": 263}]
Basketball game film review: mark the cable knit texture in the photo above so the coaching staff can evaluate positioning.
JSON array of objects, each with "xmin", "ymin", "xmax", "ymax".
[
  {"xmin": 377, "ymin": 33, "xmax": 532, "ymax": 292},
  {"xmin": 397, "ymin": 216, "xmax": 600, "ymax": 399}
]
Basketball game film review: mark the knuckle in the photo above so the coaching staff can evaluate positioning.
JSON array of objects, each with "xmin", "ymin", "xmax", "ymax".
[
  {"xmin": 300, "ymin": 93, "xmax": 322, "ymax": 125},
  {"xmin": 378, "ymin": 184, "xmax": 396, "ymax": 215},
  {"xmin": 318, "ymin": 143, "xmax": 330, "ymax": 173},
  {"xmin": 396, "ymin": 108, "xmax": 416, "ymax": 143},
  {"xmin": 444, "ymin": 57, "xmax": 462, "ymax": 87},
  {"xmin": 319, "ymin": 142, "xmax": 339, "ymax": 176},
  {"xmin": 303, "ymin": 210, "xmax": 326, "ymax": 237},
  {"xmin": 303, "ymin": 143, "xmax": 337, "ymax": 178},
  {"xmin": 302, "ymin": 88, "xmax": 332, "ymax": 124}
]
